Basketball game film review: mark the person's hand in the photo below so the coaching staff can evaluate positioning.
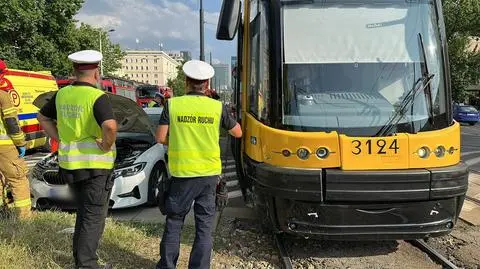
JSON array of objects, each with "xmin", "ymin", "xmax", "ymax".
[
  {"xmin": 17, "ymin": 146, "xmax": 26, "ymax": 158},
  {"xmin": 96, "ymin": 139, "xmax": 111, "ymax": 152},
  {"xmin": 216, "ymin": 180, "xmax": 228, "ymax": 211}
]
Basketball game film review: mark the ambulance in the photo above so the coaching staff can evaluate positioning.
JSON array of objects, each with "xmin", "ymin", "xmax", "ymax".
[{"xmin": 0, "ymin": 68, "xmax": 58, "ymax": 150}]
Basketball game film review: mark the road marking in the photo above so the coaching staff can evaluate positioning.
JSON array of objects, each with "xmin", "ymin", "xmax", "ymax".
[
  {"xmin": 461, "ymin": 151, "xmax": 480, "ymax": 157},
  {"xmin": 228, "ymin": 190, "xmax": 243, "ymax": 199},
  {"xmin": 223, "ymin": 172, "xmax": 236, "ymax": 179},
  {"xmin": 465, "ymin": 156, "xmax": 480, "ymax": 166},
  {"xmin": 226, "ymin": 180, "xmax": 238, "ymax": 188}
]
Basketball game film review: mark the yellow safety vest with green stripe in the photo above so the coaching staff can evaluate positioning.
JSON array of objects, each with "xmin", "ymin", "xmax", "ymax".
[
  {"xmin": 56, "ymin": 85, "xmax": 116, "ymax": 170},
  {"xmin": 168, "ymin": 95, "xmax": 222, "ymax": 177}
]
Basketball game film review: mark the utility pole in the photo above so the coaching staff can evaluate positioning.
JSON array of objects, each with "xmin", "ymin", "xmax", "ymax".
[
  {"xmin": 209, "ymin": 52, "xmax": 212, "ymax": 64},
  {"xmin": 99, "ymin": 28, "xmax": 115, "ymax": 76},
  {"xmin": 199, "ymin": 0, "xmax": 205, "ymax": 61}
]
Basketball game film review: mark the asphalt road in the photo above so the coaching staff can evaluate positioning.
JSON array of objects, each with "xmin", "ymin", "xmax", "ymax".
[{"xmin": 459, "ymin": 123, "xmax": 480, "ymax": 172}]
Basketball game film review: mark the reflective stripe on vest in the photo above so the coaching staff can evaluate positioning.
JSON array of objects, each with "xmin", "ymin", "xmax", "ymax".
[
  {"xmin": 13, "ymin": 198, "xmax": 31, "ymax": 208},
  {"xmin": 168, "ymin": 95, "xmax": 222, "ymax": 177},
  {"xmin": 56, "ymin": 85, "xmax": 116, "ymax": 170}
]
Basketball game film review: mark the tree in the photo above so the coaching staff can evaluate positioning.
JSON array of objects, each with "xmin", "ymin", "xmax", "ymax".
[
  {"xmin": 73, "ymin": 23, "xmax": 125, "ymax": 76},
  {"xmin": 443, "ymin": 0, "xmax": 480, "ymax": 102},
  {"xmin": 167, "ymin": 62, "xmax": 186, "ymax": 96},
  {"xmin": 0, "ymin": 0, "xmax": 124, "ymax": 76}
]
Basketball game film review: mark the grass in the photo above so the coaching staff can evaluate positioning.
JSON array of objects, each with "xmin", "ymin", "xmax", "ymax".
[{"xmin": 0, "ymin": 211, "xmax": 199, "ymax": 269}]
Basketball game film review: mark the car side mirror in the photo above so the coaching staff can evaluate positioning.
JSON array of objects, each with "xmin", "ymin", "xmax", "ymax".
[{"xmin": 216, "ymin": 0, "xmax": 241, "ymax": 40}]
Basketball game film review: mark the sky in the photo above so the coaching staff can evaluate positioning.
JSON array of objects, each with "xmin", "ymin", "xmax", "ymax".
[{"xmin": 76, "ymin": 0, "xmax": 236, "ymax": 65}]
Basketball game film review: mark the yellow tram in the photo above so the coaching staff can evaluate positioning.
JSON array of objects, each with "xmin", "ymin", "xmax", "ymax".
[{"xmin": 217, "ymin": 0, "xmax": 468, "ymax": 239}]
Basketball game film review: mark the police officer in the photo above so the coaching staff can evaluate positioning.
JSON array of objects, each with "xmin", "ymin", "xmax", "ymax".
[
  {"xmin": 37, "ymin": 50, "xmax": 117, "ymax": 269},
  {"xmin": 0, "ymin": 59, "xmax": 32, "ymax": 219},
  {"xmin": 156, "ymin": 60, "xmax": 242, "ymax": 269},
  {"xmin": 148, "ymin": 92, "xmax": 165, "ymax": 107}
]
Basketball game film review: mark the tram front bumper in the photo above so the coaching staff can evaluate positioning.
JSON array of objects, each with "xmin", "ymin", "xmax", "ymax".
[{"xmin": 245, "ymin": 158, "xmax": 469, "ymax": 240}]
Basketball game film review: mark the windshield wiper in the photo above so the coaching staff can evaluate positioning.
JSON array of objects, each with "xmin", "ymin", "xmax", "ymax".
[
  {"xmin": 376, "ymin": 74, "xmax": 434, "ymax": 137},
  {"xmin": 418, "ymin": 33, "xmax": 435, "ymax": 126},
  {"xmin": 375, "ymin": 33, "xmax": 435, "ymax": 137}
]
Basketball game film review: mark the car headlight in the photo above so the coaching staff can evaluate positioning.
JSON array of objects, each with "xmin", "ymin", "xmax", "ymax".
[{"xmin": 113, "ymin": 163, "xmax": 146, "ymax": 178}]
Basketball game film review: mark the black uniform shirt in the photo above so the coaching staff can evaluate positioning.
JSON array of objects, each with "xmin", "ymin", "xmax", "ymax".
[
  {"xmin": 158, "ymin": 91, "xmax": 237, "ymax": 130},
  {"xmin": 40, "ymin": 81, "xmax": 115, "ymax": 183}
]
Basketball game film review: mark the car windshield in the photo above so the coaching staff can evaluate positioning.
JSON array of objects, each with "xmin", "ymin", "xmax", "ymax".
[
  {"xmin": 459, "ymin": 106, "xmax": 478, "ymax": 113},
  {"xmin": 147, "ymin": 113, "xmax": 161, "ymax": 125},
  {"xmin": 136, "ymin": 86, "xmax": 158, "ymax": 98},
  {"xmin": 281, "ymin": 0, "xmax": 447, "ymax": 135}
]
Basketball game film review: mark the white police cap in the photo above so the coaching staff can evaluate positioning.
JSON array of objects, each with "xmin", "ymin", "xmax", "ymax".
[
  {"xmin": 68, "ymin": 50, "xmax": 103, "ymax": 70},
  {"xmin": 182, "ymin": 60, "xmax": 215, "ymax": 81}
]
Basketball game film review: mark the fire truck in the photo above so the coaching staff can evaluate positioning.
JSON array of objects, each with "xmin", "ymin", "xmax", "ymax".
[
  {"xmin": 135, "ymin": 85, "xmax": 173, "ymax": 107},
  {"xmin": 56, "ymin": 76, "xmax": 139, "ymax": 102}
]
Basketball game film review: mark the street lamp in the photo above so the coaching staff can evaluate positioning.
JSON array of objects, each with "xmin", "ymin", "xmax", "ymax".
[
  {"xmin": 199, "ymin": 0, "xmax": 204, "ymax": 61},
  {"xmin": 99, "ymin": 28, "xmax": 115, "ymax": 76}
]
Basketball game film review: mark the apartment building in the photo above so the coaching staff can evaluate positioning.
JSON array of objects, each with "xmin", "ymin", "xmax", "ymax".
[
  {"xmin": 167, "ymin": 51, "xmax": 192, "ymax": 62},
  {"xmin": 212, "ymin": 63, "xmax": 231, "ymax": 91},
  {"xmin": 117, "ymin": 50, "xmax": 181, "ymax": 86}
]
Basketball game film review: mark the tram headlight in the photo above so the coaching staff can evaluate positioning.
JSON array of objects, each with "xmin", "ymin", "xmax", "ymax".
[
  {"xmin": 297, "ymin": 148, "xmax": 310, "ymax": 160},
  {"xmin": 434, "ymin": 146, "xmax": 446, "ymax": 158},
  {"xmin": 316, "ymin": 147, "xmax": 329, "ymax": 159},
  {"xmin": 417, "ymin": 146, "xmax": 431, "ymax": 159}
]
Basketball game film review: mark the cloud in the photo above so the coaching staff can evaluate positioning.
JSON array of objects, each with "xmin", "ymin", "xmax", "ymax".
[{"xmin": 76, "ymin": 0, "xmax": 221, "ymax": 53}]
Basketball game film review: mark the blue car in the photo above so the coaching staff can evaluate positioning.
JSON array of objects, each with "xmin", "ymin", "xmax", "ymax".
[{"xmin": 453, "ymin": 104, "xmax": 480, "ymax": 125}]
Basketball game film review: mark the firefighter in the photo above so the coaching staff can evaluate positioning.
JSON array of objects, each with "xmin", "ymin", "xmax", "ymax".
[
  {"xmin": 0, "ymin": 59, "xmax": 32, "ymax": 219},
  {"xmin": 155, "ymin": 60, "xmax": 242, "ymax": 269},
  {"xmin": 148, "ymin": 92, "xmax": 165, "ymax": 107},
  {"xmin": 37, "ymin": 50, "xmax": 117, "ymax": 269}
]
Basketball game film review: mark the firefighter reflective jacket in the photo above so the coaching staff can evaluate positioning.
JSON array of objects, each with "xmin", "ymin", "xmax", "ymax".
[
  {"xmin": 0, "ymin": 90, "xmax": 25, "ymax": 146},
  {"xmin": 56, "ymin": 85, "xmax": 116, "ymax": 170},
  {"xmin": 168, "ymin": 95, "xmax": 222, "ymax": 177}
]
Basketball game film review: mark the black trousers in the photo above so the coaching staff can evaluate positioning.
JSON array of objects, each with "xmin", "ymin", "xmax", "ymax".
[
  {"xmin": 69, "ymin": 174, "xmax": 114, "ymax": 269},
  {"xmin": 157, "ymin": 176, "xmax": 217, "ymax": 269}
]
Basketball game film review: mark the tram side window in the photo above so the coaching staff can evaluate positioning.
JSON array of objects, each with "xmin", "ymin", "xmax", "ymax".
[{"xmin": 248, "ymin": 0, "xmax": 270, "ymax": 122}]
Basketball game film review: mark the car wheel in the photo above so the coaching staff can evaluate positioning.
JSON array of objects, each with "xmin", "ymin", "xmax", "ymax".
[{"xmin": 147, "ymin": 162, "xmax": 167, "ymax": 206}]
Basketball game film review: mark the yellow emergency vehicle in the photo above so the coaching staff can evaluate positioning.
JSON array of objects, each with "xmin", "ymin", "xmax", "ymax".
[{"xmin": 0, "ymin": 69, "xmax": 58, "ymax": 149}]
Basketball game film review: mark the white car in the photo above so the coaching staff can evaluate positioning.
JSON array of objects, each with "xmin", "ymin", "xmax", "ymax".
[{"xmin": 29, "ymin": 94, "xmax": 168, "ymax": 209}]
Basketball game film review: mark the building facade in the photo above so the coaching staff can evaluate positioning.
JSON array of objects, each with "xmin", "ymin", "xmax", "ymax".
[
  {"xmin": 167, "ymin": 51, "xmax": 192, "ymax": 63},
  {"xmin": 116, "ymin": 50, "xmax": 181, "ymax": 86},
  {"xmin": 212, "ymin": 63, "xmax": 230, "ymax": 91},
  {"xmin": 231, "ymin": 56, "xmax": 237, "ymax": 89}
]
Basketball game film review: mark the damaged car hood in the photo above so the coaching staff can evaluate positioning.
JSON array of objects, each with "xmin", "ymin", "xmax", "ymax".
[{"xmin": 34, "ymin": 91, "xmax": 155, "ymax": 136}]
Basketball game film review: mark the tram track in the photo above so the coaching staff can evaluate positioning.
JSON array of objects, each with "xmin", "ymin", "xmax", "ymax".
[
  {"xmin": 273, "ymin": 233, "xmax": 293, "ymax": 269},
  {"xmin": 406, "ymin": 239, "xmax": 459, "ymax": 269}
]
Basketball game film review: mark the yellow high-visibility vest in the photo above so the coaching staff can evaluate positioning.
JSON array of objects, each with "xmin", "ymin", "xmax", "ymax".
[
  {"xmin": 56, "ymin": 85, "xmax": 116, "ymax": 170},
  {"xmin": 168, "ymin": 95, "xmax": 222, "ymax": 177}
]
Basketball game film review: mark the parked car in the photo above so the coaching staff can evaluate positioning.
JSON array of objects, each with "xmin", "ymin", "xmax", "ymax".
[
  {"xmin": 453, "ymin": 104, "xmax": 480, "ymax": 125},
  {"xmin": 28, "ymin": 93, "xmax": 168, "ymax": 210}
]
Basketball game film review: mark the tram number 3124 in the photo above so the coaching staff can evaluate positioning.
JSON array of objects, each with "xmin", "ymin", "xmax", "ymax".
[{"xmin": 352, "ymin": 139, "xmax": 399, "ymax": 155}]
